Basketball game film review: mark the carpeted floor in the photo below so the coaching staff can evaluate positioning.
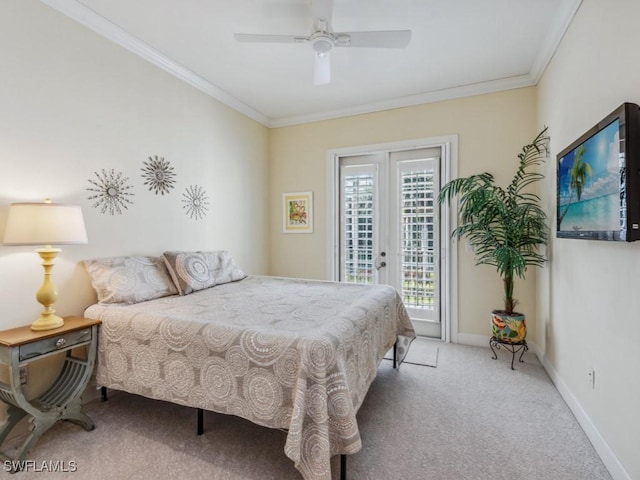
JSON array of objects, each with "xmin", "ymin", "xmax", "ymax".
[
  {"xmin": 384, "ymin": 336, "xmax": 439, "ymax": 367},
  {"xmin": 6, "ymin": 341, "xmax": 612, "ymax": 480}
]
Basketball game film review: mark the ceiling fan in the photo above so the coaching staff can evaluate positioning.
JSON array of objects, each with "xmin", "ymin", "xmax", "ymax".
[{"xmin": 234, "ymin": 0, "xmax": 411, "ymax": 85}]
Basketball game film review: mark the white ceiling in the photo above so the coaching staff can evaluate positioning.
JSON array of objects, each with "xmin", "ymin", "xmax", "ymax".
[{"xmin": 42, "ymin": 0, "xmax": 582, "ymax": 127}]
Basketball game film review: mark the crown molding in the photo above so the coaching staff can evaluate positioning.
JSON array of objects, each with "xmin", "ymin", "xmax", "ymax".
[
  {"xmin": 40, "ymin": 0, "xmax": 271, "ymax": 127},
  {"xmin": 272, "ymin": 0, "xmax": 583, "ymax": 128},
  {"xmin": 529, "ymin": 0, "xmax": 583, "ymax": 84},
  {"xmin": 270, "ymin": 74, "xmax": 536, "ymax": 128}
]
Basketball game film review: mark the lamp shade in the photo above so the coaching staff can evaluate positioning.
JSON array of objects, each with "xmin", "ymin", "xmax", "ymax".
[{"xmin": 3, "ymin": 201, "xmax": 88, "ymax": 246}]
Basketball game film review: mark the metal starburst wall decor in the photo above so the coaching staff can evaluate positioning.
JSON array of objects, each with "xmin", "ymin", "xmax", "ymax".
[
  {"xmin": 182, "ymin": 184, "xmax": 210, "ymax": 220},
  {"xmin": 87, "ymin": 168, "xmax": 135, "ymax": 215},
  {"xmin": 141, "ymin": 155, "xmax": 176, "ymax": 195}
]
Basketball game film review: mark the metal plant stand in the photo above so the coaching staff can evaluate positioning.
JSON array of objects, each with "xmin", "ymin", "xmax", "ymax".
[{"xmin": 489, "ymin": 335, "xmax": 528, "ymax": 370}]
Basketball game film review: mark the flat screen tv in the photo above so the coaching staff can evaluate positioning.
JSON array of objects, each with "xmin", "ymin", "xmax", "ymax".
[{"xmin": 556, "ymin": 102, "xmax": 640, "ymax": 241}]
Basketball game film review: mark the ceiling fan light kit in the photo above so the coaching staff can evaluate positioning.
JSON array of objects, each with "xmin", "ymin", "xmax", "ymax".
[
  {"xmin": 234, "ymin": 0, "xmax": 411, "ymax": 85},
  {"xmin": 314, "ymin": 50, "xmax": 331, "ymax": 85}
]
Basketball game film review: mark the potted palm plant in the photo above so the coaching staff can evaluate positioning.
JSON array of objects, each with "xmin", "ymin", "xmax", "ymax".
[{"xmin": 437, "ymin": 128, "xmax": 550, "ymax": 343}]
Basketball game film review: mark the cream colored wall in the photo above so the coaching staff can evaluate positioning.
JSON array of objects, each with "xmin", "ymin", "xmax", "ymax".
[
  {"xmin": 537, "ymin": 1, "xmax": 640, "ymax": 478},
  {"xmin": 269, "ymin": 88, "xmax": 538, "ymax": 340},
  {"xmin": 0, "ymin": 0, "xmax": 268, "ymax": 397}
]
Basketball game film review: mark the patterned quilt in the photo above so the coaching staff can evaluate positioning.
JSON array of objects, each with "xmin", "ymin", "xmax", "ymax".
[{"xmin": 85, "ymin": 275, "xmax": 415, "ymax": 479}]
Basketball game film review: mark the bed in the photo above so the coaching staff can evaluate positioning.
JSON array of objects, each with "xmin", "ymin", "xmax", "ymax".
[{"xmin": 83, "ymin": 252, "xmax": 415, "ymax": 480}]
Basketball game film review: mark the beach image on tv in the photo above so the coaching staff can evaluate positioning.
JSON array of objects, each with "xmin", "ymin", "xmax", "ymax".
[{"xmin": 557, "ymin": 119, "xmax": 622, "ymax": 232}]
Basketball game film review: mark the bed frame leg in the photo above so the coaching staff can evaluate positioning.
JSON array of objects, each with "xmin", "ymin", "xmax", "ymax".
[
  {"xmin": 197, "ymin": 408, "xmax": 204, "ymax": 436},
  {"xmin": 393, "ymin": 341, "xmax": 397, "ymax": 369},
  {"xmin": 340, "ymin": 454, "xmax": 347, "ymax": 480},
  {"xmin": 101, "ymin": 386, "xmax": 108, "ymax": 402}
]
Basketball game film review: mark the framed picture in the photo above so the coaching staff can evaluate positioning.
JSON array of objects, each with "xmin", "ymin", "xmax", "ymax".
[{"xmin": 283, "ymin": 191, "xmax": 313, "ymax": 233}]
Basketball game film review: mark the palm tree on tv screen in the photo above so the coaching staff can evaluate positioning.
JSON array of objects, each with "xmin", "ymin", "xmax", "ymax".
[{"xmin": 558, "ymin": 144, "xmax": 593, "ymax": 226}]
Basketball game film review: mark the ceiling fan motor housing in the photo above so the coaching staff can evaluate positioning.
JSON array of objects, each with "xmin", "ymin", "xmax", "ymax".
[{"xmin": 311, "ymin": 33, "xmax": 334, "ymax": 54}]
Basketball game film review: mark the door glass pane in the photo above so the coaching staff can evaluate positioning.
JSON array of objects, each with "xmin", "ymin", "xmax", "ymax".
[
  {"xmin": 335, "ymin": 144, "xmax": 447, "ymax": 340},
  {"xmin": 342, "ymin": 170, "xmax": 375, "ymax": 284},
  {"xmin": 400, "ymin": 166, "xmax": 437, "ymax": 313}
]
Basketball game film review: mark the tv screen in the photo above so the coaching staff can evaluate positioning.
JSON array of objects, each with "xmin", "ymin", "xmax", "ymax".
[{"xmin": 556, "ymin": 103, "xmax": 640, "ymax": 241}]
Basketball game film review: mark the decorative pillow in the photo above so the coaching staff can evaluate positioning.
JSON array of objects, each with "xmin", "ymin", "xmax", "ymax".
[
  {"xmin": 162, "ymin": 250, "xmax": 246, "ymax": 295},
  {"xmin": 84, "ymin": 256, "xmax": 178, "ymax": 304}
]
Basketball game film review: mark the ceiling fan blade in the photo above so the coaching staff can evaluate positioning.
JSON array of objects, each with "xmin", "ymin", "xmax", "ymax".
[
  {"xmin": 335, "ymin": 30, "xmax": 411, "ymax": 48},
  {"xmin": 314, "ymin": 51, "xmax": 331, "ymax": 85},
  {"xmin": 311, "ymin": 0, "xmax": 333, "ymax": 24},
  {"xmin": 234, "ymin": 33, "xmax": 308, "ymax": 44}
]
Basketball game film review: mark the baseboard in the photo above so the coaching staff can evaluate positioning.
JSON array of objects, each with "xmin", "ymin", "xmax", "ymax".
[
  {"xmin": 456, "ymin": 333, "xmax": 543, "ymax": 355},
  {"xmin": 537, "ymin": 354, "xmax": 631, "ymax": 480},
  {"xmin": 455, "ymin": 332, "xmax": 490, "ymax": 347}
]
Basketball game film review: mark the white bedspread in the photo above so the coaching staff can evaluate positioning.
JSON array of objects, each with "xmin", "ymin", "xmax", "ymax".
[{"xmin": 85, "ymin": 275, "xmax": 415, "ymax": 479}]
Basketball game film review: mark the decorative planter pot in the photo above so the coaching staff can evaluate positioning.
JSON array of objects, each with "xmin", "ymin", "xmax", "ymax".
[{"xmin": 491, "ymin": 310, "xmax": 526, "ymax": 343}]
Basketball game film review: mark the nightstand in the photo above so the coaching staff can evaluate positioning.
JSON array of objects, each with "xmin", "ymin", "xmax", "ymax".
[{"xmin": 0, "ymin": 316, "xmax": 100, "ymax": 471}]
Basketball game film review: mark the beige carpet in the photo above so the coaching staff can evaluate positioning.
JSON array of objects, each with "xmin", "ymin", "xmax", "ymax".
[
  {"xmin": 6, "ymin": 342, "xmax": 612, "ymax": 480},
  {"xmin": 384, "ymin": 336, "xmax": 439, "ymax": 368}
]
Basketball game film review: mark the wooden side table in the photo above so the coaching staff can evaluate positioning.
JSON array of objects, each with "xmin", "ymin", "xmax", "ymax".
[{"xmin": 0, "ymin": 316, "xmax": 100, "ymax": 471}]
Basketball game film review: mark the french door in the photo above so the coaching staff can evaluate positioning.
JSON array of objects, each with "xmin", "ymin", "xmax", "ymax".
[{"xmin": 336, "ymin": 147, "xmax": 443, "ymax": 338}]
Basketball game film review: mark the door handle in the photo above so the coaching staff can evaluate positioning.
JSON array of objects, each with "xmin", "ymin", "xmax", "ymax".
[{"xmin": 375, "ymin": 252, "xmax": 387, "ymax": 270}]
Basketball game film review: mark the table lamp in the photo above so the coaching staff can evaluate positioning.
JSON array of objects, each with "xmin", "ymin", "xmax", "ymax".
[{"xmin": 3, "ymin": 199, "xmax": 88, "ymax": 331}]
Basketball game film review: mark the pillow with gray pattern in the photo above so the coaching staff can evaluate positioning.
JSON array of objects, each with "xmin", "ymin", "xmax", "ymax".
[
  {"xmin": 84, "ymin": 255, "xmax": 178, "ymax": 304},
  {"xmin": 162, "ymin": 250, "xmax": 246, "ymax": 295}
]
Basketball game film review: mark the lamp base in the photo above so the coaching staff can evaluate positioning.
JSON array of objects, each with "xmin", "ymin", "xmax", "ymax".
[
  {"xmin": 31, "ymin": 246, "xmax": 65, "ymax": 331},
  {"xmin": 31, "ymin": 313, "xmax": 64, "ymax": 331}
]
